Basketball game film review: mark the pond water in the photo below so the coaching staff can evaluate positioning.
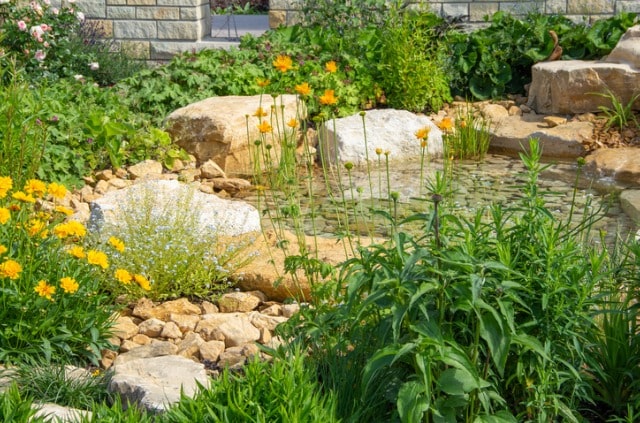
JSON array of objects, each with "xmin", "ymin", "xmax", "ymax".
[{"xmin": 243, "ymin": 153, "xmax": 637, "ymax": 244}]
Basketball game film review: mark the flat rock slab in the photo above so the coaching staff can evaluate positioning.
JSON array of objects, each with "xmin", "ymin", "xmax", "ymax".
[
  {"xmin": 489, "ymin": 115, "xmax": 591, "ymax": 158},
  {"xmin": 584, "ymin": 147, "xmax": 640, "ymax": 185},
  {"xmin": 620, "ymin": 190, "xmax": 640, "ymax": 223},
  {"xmin": 319, "ymin": 109, "xmax": 444, "ymax": 166},
  {"xmin": 109, "ymin": 355, "xmax": 210, "ymax": 413}
]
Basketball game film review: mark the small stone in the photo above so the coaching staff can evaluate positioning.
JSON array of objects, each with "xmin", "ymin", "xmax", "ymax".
[
  {"xmin": 161, "ymin": 322, "xmax": 183, "ymax": 339},
  {"xmin": 176, "ymin": 332, "xmax": 205, "ymax": 359},
  {"xmin": 94, "ymin": 180, "xmax": 110, "ymax": 195},
  {"xmin": 199, "ymin": 340, "xmax": 225, "ymax": 362},
  {"xmin": 200, "ymin": 159, "xmax": 227, "ymax": 179},
  {"xmin": 259, "ymin": 304, "xmax": 282, "ymax": 316},
  {"xmin": 200, "ymin": 301, "xmax": 218, "ymax": 314},
  {"xmin": 282, "ymin": 303, "xmax": 300, "ymax": 318},
  {"xmin": 114, "ymin": 168, "xmax": 129, "ymax": 179},
  {"xmin": 508, "ymin": 105, "xmax": 522, "ymax": 116},
  {"xmin": 218, "ymin": 292, "xmax": 261, "ymax": 313},
  {"xmin": 544, "ymin": 116, "xmax": 567, "ymax": 127},
  {"xmin": 138, "ymin": 318, "xmax": 165, "ymax": 338},
  {"xmin": 112, "ymin": 316, "xmax": 139, "ymax": 340},
  {"xmin": 131, "ymin": 334, "xmax": 152, "ymax": 346},
  {"xmin": 108, "ymin": 178, "xmax": 130, "ymax": 189},
  {"xmin": 128, "ymin": 160, "xmax": 163, "ymax": 180},
  {"xmin": 170, "ymin": 314, "xmax": 200, "ymax": 333},
  {"xmin": 95, "ymin": 169, "xmax": 113, "ymax": 181}
]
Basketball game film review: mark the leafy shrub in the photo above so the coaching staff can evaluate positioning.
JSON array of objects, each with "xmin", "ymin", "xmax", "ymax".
[
  {"xmin": 93, "ymin": 182, "xmax": 254, "ymax": 302},
  {"xmin": 0, "ymin": 176, "xmax": 117, "ymax": 365}
]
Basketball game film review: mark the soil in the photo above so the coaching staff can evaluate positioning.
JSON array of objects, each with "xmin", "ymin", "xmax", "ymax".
[
  {"xmin": 210, "ymin": 0, "xmax": 269, "ymax": 13},
  {"xmin": 589, "ymin": 113, "xmax": 640, "ymax": 151}
]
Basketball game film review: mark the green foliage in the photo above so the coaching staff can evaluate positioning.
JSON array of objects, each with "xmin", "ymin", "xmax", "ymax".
[
  {"xmin": 0, "ymin": 178, "xmax": 116, "ymax": 366},
  {"xmin": 593, "ymin": 88, "xmax": 640, "ymax": 131},
  {"xmin": 449, "ymin": 12, "xmax": 638, "ymax": 99},
  {"xmin": 443, "ymin": 107, "xmax": 492, "ymax": 160},
  {"xmin": 161, "ymin": 348, "xmax": 339, "ymax": 423},
  {"xmin": 9, "ymin": 363, "xmax": 112, "ymax": 409},
  {"xmin": 299, "ymin": 0, "xmax": 390, "ymax": 34},
  {"xmin": 280, "ymin": 139, "xmax": 611, "ymax": 421},
  {"xmin": 0, "ymin": 383, "xmax": 43, "ymax": 423},
  {"xmin": 378, "ymin": 9, "xmax": 451, "ymax": 112},
  {"xmin": 94, "ymin": 182, "xmax": 253, "ymax": 301}
]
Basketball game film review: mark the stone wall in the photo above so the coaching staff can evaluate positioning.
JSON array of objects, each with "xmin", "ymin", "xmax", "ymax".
[
  {"xmin": 69, "ymin": 0, "xmax": 640, "ymax": 61},
  {"xmin": 269, "ymin": 0, "xmax": 640, "ymax": 28}
]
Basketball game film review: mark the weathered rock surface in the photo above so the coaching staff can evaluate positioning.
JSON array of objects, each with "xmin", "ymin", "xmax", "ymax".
[
  {"xmin": 528, "ymin": 25, "xmax": 640, "ymax": 114},
  {"xmin": 620, "ymin": 190, "xmax": 640, "ymax": 223},
  {"xmin": 165, "ymin": 95, "xmax": 303, "ymax": 177},
  {"xmin": 32, "ymin": 403, "xmax": 92, "ymax": 422},
  {"xmin": 584, "ymin": 147, "xmax": 640, "ymax": 184},
  {"xmin": 488, "ymin": 114, "xmax": 591, "ymax": 157},
  {"xmin": 88, "ymin": 179, "xmax": 260, "ymax": 237},
  {"xmin": 109, "ymin": 355, "xmax": 210, "ymax": 413},
  {"xmin": 319, "ymin": 109, "xmax": 444, "ymax": 166}
]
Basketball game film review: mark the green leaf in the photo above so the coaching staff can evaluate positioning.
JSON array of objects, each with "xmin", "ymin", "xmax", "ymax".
[
  {"xmin": 473, "ymin": 410, "xmax": 518, "ymax": 423},
  {"xmin": 397, "ymin": 381, "xmax": 429, "ymax": 423},
  {"xmin": 478, "ymin": 310, "xmax": 510, "ymax": 376},
  {"xmin": 438, "ymin": 368, "xmax": 480, "ymax": 395}
]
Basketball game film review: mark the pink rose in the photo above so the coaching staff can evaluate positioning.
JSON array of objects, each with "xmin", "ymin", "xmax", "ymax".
[
  {"xmin": 34, "ymin": 50, "xmax": 46, "ymax": 61},
  {"xmin": 17, "ymin": 20, "xmax": 27, "ymax": 31}
]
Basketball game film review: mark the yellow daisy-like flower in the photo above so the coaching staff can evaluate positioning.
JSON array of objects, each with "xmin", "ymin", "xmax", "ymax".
[
  {"xmin": 287, "ymin": 118, "xmax": 298, "ymax": 128},
  {"xmin": 414, "ymin": 126, "xmax": 431, "ymax": 141},
  {"xmin": 0, "ymin": 245, "xmax": 7, "ymax": 255},
  {"xmin": 319, "ymin": 89, "xmax": 338, "ymax": 106},
  {"xmin": 53, "ymin": 220, "xmax": 86, "ymax": 239},
  {"xmin": 325, "ymin": 60, "xmax": 338, "ymax": 73},
  {"xmin": 47, "ymin": 182, "xmax": 67, "ymax": 200},
  {"xmin": 272, "ymin": 54, "xmax": 293, "ymax": 73},
  {"xmin": 0, "ymin": 259, "xmax": 22, "ymax": 280},
  {"xmin": 114, "ymin": 268, "xmax": 132, "ymax": 285},
  {"xmin": 256, "ymin": 78, "xmax": 270, "ymax": 88},
  {"xmin": 12, "ymin": 191, "xmax": 36, "ymax": 203},
  {"xmin": 295, "ymin": 82, "xmax": 311, "ymax": 96},
  {"xmin": 34, "ymin": 280, "xmax": 55, "ymax": 300},
  {"xmin": 26, "ymin": 219, "xmax": 46, "ymax": 237},
  {"xmin": 108, "ymin": 236, "xmax": 125, "ymax": 253},
  {"xmin": 67, "ymin": 245, "xmax": 86, "ymax": 259},
  {"xmin": 54, "ymin": 205, "xmax": 74, "ymax": 216},
  {"xmin": 133, "ymin": 274, "xmax": 151, "ymax": 291},
  {"xmin": 87, "ymin": 250, "xmax": 109, "ymax": 269},
  {"xmin": 375, "ymin": 147, "xmax": 383, "ymax": 155},
  {"xmin": 253, "ymin": 107, "xmax": 268, "ymax": 117},
  {"xmin": 24, "ymin": 179, "xmax": 47, "ymax": 198},
  {"xmin": 0, "ymin": 176, "xmax": 12, "ymax": 199},
  {"xmin": 60, "ymin": 276, "xmax": 79, "ymax": 294},
  {"xmin": 437, "ymin": 117, "xmax": 454, "ymax": 132},
  {"xmin": 0, "ymin": 207, "xmax": 10, "ymax": 224},
  {"xmin": 257, "ymin": 121, "xmax": 272, "ymax": 133}
]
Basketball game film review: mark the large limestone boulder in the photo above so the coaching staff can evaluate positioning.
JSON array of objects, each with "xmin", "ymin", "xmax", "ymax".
[
  {"xmin": 528, "ymin": 25, "xmax": 640, "ymax": 114},
  {"xmin": 319, "ymin": 109, "xmax": 444, "ymax": 167},
  {"xmin": 165, "ymin": 95, "xmax": 303, "ymax": 177},
  {"xmin": 584, "ymin": 147, "xmax": 640, "ymax": 184},
  {"xmin": 88, "ymin": 179, "xmax": 260, "ymax": 237},
  {"xmin": 489, "ymin": 114, "xmax": 590, "ymax": 157}
]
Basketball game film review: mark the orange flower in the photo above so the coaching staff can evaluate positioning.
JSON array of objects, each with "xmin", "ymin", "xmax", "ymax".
[
  {"xmin": 256, "ymin": 78, "xmax": 270, "ymax": 87},
  {"xmin": 108, "ymin": 236, "xmax": 125, "ymax": 253},
  {"xmin": 115, "ymin": 268, "xmax": 132, "ymax": 285},
  {"xmin": 0, "ymin": 259, "xmax": 22, "ymax": 280},
  {"xmin": 12, "ymin": 191, "xmax": 35, "ymax": 203},
  {"xmin": 319, "ymin": 89, "xmax": 338, "ymax": 106},
  {"xmin": 60, "ymin": 277, "xmax": 79, "ymax": 294},
  {"xmin": 24, "ymin": 179, "xmax": 46, "ymax": 198},
  {"xmin": 47, "ymin": 182, "xmax": 67, "ymax": 200},
  {"xmin": 253, "ymin": 107, "xmax": 268, "ymax": 117},
  {"xmin": 87, "ymin": 250, "xmax": 109, "ymax": 269},
  {"xmin": 295, "ymin": 82, "xmax": 311, "ymax": 96},
  {"xmin": 67, "ymin": 245, "xmax": 86, "ymax": 259},
  {"xmin": 414, "ymin": 126, "xmax": 431, "ymax": 141},
  {"xmin": 287, "ymin": 118, "xmax": 298, "ymax": 128},
  {"xmin": 26, "ymin": 219, "xmax": 46, "ymax": 237},
  {"xmin": 258, "ymin": 121, "xmax": 272, "ymax": 133},
  {"xmin": 0, "ymin": 176, "xmax": 13, "ymax": 199},
  {"xmin": 0, "ymin": 245, "xmax": 7, "ymax": 255},
  {"xmin": 134, "ymin": 274, "xmax": 151, "ymax": 291},
  {"xmin": 272, "ymin": 54, "xmax": 293, "ymax": 73},
  {"xmin": 54, "ymin": 205, "xmax": 74, "ymax": 216},
  {"xmin": 325, "ymin": 60, "xmax": 338, "ymax": 73},
  {"xmin": 0, "ymin": 207, "xmax": 9, "ymax": 224},
  {"xmin": 438, "ymin": 117, "xmax": 454, "ymax": 132},
  {"xmin": 34, "ymin": 280, "xmax": 55, "ymax": 300}
]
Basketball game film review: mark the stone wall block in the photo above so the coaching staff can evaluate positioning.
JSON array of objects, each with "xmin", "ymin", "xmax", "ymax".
[
  {"xmin": 107, "ymin": 6, "xmax": 136, "ymax": 19},
  {"xmin": 157, "ymin": 20, "xmax": 204, "ymax": 40},
  {"xmin": 568, "ymin": 0, "xmax": 614, "ymax": 14},
  {"xmin": 81, "ymin": 0, "xmax": 107, "ymax": 19},
  {"xmin": 127, "ymin": 0, "xmax": 156, "ymax": 5},
  {"xmin": 180, "ymin": 4, "xmax": 209, "ymax": 21},
  {"xmin": 114, "ymin": 20, "xmax": 157, "ymax": 38},
  {"xmin": 157, "ymin": 0, "xmax": 205, "ymax": 7},
  {"xmin": 137, "ymin": 6, "xmax": 180, "ymax": 20}
]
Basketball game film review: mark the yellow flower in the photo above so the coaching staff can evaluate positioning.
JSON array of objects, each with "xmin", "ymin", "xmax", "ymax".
[
  {"xmin": 437, "ymin": 117, "xmax": 454, "ymax": 132},
  {"xmin": 24, "ymin": 179, "xmax": 47, "ymax": 198},
  {"xmin": 133, "ymin": 274, "xmax": 151, "ymax": 291},
  {"xmin": 54, "ymin": 205, "xmax": 74, "ymax": 216},
  {"xmin": 0, "ymin": 176, "xmax": 12, "ymax": 199},
  {"xmin": 414, "ymin": 126, "xmax": 431, "ymax": 141},
  {"xmin": 272, "ymin": 54, "xmax": 293, "ymax": 73},
  {"xmin": 26, "ymin": 219, "xmax": 46, "ymax": 237},
  {"xmin": 256, "ymin": 78, "xmax": 270, "ymax": 87},
  {"xmin": 0, "ymin": 207, "xmax": 10, "ymax": 224},
  {"xmin": 12, "ymin": 191, "xmax": 36, "ymax": 203},
  {"xmin": 108, "ymin": 236, "xmax": 125, "ymax": 253},
  {"xmin": 47, "ymin": 182, "xmax": 67, "ymax": 200},
  {"xmin": 60, "ymin": 276, "xmax": 79, "ymax": 294},
  {"xmin": 421, "ymin": 140, "xmax": 428, "ymax": 148},
  {"xmin": 375, "ymin": 148, "xmax": 383, "ymax": 155},
  {"xmin": 253, "ymin": 107, "xmax": 268, "ymax": 117},
  {"xmin": 67, "ymin": 245, "xmax": 86, "ymax": 259},
  {"xmin": 0, "ymin": 245, "xmax": 7, "ymax": 255},
  {"xmin": 257, "ymin": 121, "xmax": 272, "ymax": 133},
  {"xmin": 287, "ymin": 118, "xmax": 298, "ymax": 128},
  {"xmin": 53, "ymin": 221, "xmax": 86, "ymax": 239},
  {"xmin": 319, "ymin": 89, "xmax": 338, "ymax": 106},
  {"xmin": 114, "ymin": 268, "xmax": 132, "ymax": 285},
  {"xmin": 0, "ymin": 259, "xmax": 22, "ymax": 280},
  {"xmin": 87, "ymin": 250, "xmax": 109, "ymax": 269},
  {"xmin": 295, "ymin": 82, "xmax": 311, "ymax": 96},
  {"xmin": 325, "ymin": 60, "xmax": 338, "ymax": 73},
  {"xmin": 34, "ymin": 280, "xmax": 55, "ymax": 300}
]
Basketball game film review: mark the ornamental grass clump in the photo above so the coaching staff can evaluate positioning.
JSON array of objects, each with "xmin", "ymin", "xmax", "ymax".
[
  {"xmin": 0, "ymin": 176, "xmax": 116, "ymax": 366},
  {"xmin": 95, "ymin": 183, "xmax": 253, "ymax": 302}
]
